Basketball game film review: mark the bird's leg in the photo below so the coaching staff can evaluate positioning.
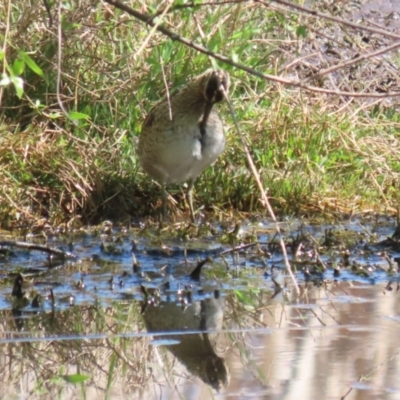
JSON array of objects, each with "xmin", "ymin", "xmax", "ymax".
[
  {"xmin": 161, "ymin": 183, "xmax": 168, "ymax": 221},
  {"xmin": 187, "ymin": 179, "xmax": 196, "ymax": 223}
]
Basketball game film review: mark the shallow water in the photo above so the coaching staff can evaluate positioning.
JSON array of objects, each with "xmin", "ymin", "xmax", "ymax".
[{"xmin": 1, "ymin": 215, "xmax": 400, "ymax": 399}]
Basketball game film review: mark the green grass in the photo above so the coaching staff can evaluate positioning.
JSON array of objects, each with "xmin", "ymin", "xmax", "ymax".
[{"xmin": 1, "ymin": 0, "xmax": 400, "ymax": 227}]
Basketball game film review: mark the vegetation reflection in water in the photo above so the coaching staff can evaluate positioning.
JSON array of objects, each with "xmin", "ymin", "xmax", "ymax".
[{"xmin": 1, "ymin": 215, "xmax": 400, "ymax": 399}]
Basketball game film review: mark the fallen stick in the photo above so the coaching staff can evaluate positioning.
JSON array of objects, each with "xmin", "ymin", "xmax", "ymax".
[{"xmin": 0, "ymin": 241, "xmax": 76, "ymax": 259}]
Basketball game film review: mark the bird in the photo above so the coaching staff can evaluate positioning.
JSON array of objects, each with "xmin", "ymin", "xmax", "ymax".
[{"xmin": 137, "ymin": 68, "xmax": 230, "ymax": 222}]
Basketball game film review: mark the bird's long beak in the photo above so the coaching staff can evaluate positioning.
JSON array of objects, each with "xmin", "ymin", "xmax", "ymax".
[{"xmin": 200, "ymin": 101, "xmax": 214, "ymax": 136}]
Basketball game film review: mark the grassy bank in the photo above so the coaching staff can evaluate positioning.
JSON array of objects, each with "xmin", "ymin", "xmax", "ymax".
[{"xmin": 1, "ymin": 0, "xmax": 400, "ymax": 228}]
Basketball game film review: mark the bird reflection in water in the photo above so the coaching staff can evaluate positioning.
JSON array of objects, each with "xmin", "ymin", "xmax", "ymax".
[{"xmin": 141, "ymin": 290, "xmax": 229, "ymax": 391}]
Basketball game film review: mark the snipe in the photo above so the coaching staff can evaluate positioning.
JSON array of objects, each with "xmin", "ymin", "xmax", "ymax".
[{"xmin": 138, "ymin": 69, "xmax": 230, "ymax": 222}]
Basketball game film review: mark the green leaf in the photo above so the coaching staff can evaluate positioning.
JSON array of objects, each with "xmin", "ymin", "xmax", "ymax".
[
  {"xmin": 234, "ymin": 290, "xmax": 252, "ymax": 305},
  {"xmin": 12, "ymin": 58, "xmax": 25, "ymax": 76},
  {"xmin": 48, "ymin": 112, "xmax": 63, "ymax": 119},
  {"xmin": 60, "ymin": 374, "xmax": 90, "ymax": 384},
  {"xmin": 296, "ymin": 26, "xmax": 307, "ymax": 38},
  {"xmin": 18, "ymin": 51, "xmax": 45, "ymax": 78},
  {"xmin": 11, "ymin": 76, "xmax": 24, "ymax": 98},
  {"xmin": 68, "ymin": 111, "xmax": 90, "ymax": 120}
]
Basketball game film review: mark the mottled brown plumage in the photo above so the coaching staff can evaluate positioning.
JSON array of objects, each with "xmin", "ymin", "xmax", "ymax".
[{"xmin": 138, "ymin": 69, "xmax": 230, "ymax": 221}]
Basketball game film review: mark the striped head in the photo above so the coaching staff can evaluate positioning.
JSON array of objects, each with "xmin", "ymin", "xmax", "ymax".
[{"xmin": 202, "ymin": 69, "xmax": 230, "ymax": 104}]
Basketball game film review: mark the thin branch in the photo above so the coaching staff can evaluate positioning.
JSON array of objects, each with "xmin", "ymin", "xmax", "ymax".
[
  {"xmin": 0, "ymin": 241, "xmax": 76, "ymax": 258},
  {"xmin": 190, "ymin": 16, "xmax": 299, "ymax": 292},
  {"xmin": 57, "ymin": 1, "xmax": 70, "ymax": 121},
  {"xmin": 149, "ymin": 0, "xmax": 245, "ymax": 19},
  {"xmin": 224, "ymin": 91, "xmax": 300, "ymax": 295},
  {"xmin": 219, "ymin": 242, "xmax": 258, "ymax": 255},
  {"xmin": 42, "ymin": 0, "xmax": 53, "ymax": 27},
  {"xmin": 160, "ymin": 60, "xmax": 173, "ymax": 121},
  {"xmin": 133, "ymin": 0, "xmax": 174, "ymax": 60},
  {"xmin": 306, "ymin": 41, "xmax": 400, "ymax": 82},
  {"xmin": 0, "ymin": 0, "xmax": 12, "ymax": 108},
  {"xmin": 103, "ymin": 0, "xmax": 400, "ymax": 98},
  {"xmin": 56, "ymin": 1, "xmax": 78, "ymax": 124}
]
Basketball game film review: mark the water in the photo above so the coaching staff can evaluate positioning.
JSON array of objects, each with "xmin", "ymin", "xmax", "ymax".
[{"xmin": 1, "ymin": 215, "xmax": 400, "ymax": 399}]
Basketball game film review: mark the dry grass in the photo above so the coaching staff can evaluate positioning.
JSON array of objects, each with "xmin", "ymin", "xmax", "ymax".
[{"xmin": 1, "ymin": 0, "xmax": 400, "ymax": 229}]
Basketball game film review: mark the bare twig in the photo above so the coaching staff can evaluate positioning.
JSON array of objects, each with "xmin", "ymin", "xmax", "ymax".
[
  {"xmin": 0, "ymin": 241, "xmax": 76, "ymax": 258},
  {"xmin": 160, "ymin": 62, "xmax": 173, "ymax": 121},
  {"xmin": 149, "ymin": 0, "xmax": 245, "ymax": 19},
  {"xmin": 0, "ymin": 0, "xmax": 11, "ymax": 108},
  {"xmin": 224, "ymin": 92, "xmax": 300, "ymax": 295},
  {"xmin": 42, "ymin": 0, "xmax": 53, "ymax": 27},
  {"xmin": 306, "ymin": 41, "xmax": 400, "ymax": 82},
  {"xmin": 219, "ymin": 242, "xmax": 258, "ymax": 255},
  {"xmin": 133, "ymin": 0, "xmax": 174, "ymax": 60},
  {"xmin": 56, "ymin": 1, "xmax": 71, "ymax": 121}
]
